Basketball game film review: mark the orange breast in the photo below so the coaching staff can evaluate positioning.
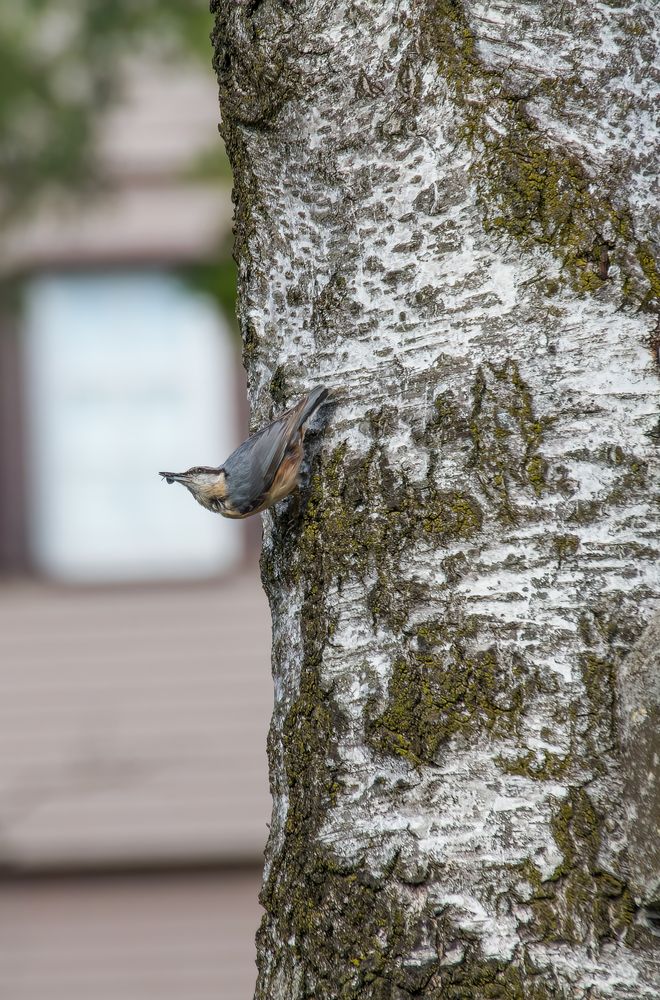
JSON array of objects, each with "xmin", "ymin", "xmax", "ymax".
[
  {"xmin": 250, "ymin": 437, "xmax": 303, "ymax": 515},
  {"xmin": 271, "ymin": 439, "xmax": 304, "ymax": 499}
]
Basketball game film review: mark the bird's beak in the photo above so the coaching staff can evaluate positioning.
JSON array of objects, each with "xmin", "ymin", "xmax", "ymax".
[{"xmin": 159, "ymin": 471, "xmax": 188, "ymax": 485}]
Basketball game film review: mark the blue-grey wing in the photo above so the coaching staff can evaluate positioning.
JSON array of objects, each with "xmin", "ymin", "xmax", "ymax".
[
  {"xmin": 223, "ymin": 387, "xmax": 329, "ymax": 514},
  {"xmin": 224, "ymin": 419, "xmax": 290, "ymax": 511}
]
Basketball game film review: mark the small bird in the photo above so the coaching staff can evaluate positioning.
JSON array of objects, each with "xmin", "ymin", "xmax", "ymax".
[{"xmin": 159, "ymin": 386, "xmax": 330, "ymax": 518}]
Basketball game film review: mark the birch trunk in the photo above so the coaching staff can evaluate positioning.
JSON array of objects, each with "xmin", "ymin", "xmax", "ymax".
[{"xmin": 212, "ymin": 1, "xmax": 660, "ymax": 996}]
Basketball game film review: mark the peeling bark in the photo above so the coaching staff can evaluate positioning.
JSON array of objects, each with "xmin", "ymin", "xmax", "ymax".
[{"xmin": 211, "ymin": 1, "xmax": 660, "ymax": 996}]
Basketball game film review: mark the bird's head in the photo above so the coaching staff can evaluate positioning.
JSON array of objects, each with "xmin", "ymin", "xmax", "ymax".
[{"xmin": 159, "ymin": 467, "xmax": 229, "ymax": 514}]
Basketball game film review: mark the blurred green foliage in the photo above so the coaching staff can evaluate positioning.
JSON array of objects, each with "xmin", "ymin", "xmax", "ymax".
[
  {"xmin": 182, "ymin": 251, "xmax": 238, "ymax": 332},
  {"xmin": 0, "ymin": 1, "xmax": 238, "ymax": 327},
  {"xmin": 0, "ymin": 0, "xmax": 223, "ymax": 218}
]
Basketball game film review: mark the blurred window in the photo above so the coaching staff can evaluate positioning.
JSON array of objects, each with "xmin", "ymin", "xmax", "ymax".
[{"xmin": 22, "ymin": 271, "xmax": 241, "ymax": 582}]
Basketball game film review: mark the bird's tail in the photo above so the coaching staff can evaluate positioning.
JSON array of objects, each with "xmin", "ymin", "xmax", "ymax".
[{"xmin": 295, "ymin": 385, "xmax": 331, "ymax": 429}]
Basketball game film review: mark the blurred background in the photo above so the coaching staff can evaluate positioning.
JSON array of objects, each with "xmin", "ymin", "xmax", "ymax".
[{"xmin": 0, "ymin": 3, "xmax": 272, "ymax": 997}]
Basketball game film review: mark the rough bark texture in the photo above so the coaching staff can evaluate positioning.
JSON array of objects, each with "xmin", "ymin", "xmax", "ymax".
[{"xmin": 211, "ymin": 1, "xmax": 660, "ymax": 996}]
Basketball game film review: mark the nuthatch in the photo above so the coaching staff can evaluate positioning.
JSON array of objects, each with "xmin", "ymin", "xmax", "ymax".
[{"xmin": 159, "ymin": 386, "xmax": 330, "ymax": 518}]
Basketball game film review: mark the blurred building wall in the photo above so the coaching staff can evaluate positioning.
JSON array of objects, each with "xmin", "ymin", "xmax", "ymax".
[
  {"xmin": 0, "ymin": 870, "xmax": 264, "ymax": 1000},
  {"xmin": 0, "ymin": 51, "xmax": 271, "ymax": 1000}
]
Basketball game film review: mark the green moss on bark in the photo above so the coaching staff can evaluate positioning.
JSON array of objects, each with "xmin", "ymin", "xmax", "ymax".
[
  {"xmin": 367, "ymin": 623, "xmax": 530, "ymax": 765},
  {"xmin": 297, "ymin": 436, "xmax": 483, "ymax": 633},
  {"xmin": 577, "ymin": 598, "xmax": 645, "ymax": 752},
  {"xmin": 505, "ymin": 602, "xmax": 644, "ymax": 949},
  {"xmin": 260, "ymin": 737, "xmax": 430, "ymax": 997},
  {"xmin": 422, "ymin": 490, "xmax": 483, "ymax": 538},
  {"xmin": 564, "ymin": 446, "xmax": 649, "ymax": 530},
  {"xmin": 636, "ymin": 242, "xmax": 660, "ymax": 307},
  {"xmin": 468, "ymin": 361, "xmax": 551, "ymax": 521},
  {"xmin": 424, "ymin": 0, "xmax": 659, "ymax": 308},
  {"xmin": 553, "ymin": 534, "xmax": 580, "ymax": 567},
  {"xmin": 211, "ymin": 0, "xmax": 302, "ymax": 128},
  {"xmin": 497, "ymin": 749, "xmax": 571, "ymax": 781},
  {"xmin": 259, "ymin": 515, "xmax": 419, "ymax": 996},
  {"xmin": 434, "ymin": 953, "xmax": 568, "ymax": 1000},
  {"xmin": 518, "ymin": 789, "xmax": 637, "ymax": 947}
]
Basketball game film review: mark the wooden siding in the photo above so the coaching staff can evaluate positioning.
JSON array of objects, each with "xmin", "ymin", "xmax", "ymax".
[
  {"xmin": 0, "ymin": 869, "xmax": 262, "ymax": 1000},
  {"xmin": 0, "ymin": 574, "xmax": 273, "ymax": 870}
]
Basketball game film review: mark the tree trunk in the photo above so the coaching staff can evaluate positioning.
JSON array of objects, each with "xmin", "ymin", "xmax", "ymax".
[{"xmin": 212, "ymin": 1, "xmax": 660, "ymax": 996}]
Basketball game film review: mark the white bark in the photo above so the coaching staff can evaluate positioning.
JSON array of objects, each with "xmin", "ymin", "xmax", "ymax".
[{"xmin": 212, "ymin": 1, "xmax": 660, "ymax": 997}]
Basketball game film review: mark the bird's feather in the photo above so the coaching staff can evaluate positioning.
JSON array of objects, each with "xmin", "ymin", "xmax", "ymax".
[{"xmin": 223, "ymin": 387, "xmax": 329, "ymax": 514}]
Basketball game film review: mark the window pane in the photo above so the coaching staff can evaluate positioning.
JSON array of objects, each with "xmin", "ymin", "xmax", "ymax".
[{"xmin": 23, "ymin": 272, "xmax": 242, "ymax": 582}]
